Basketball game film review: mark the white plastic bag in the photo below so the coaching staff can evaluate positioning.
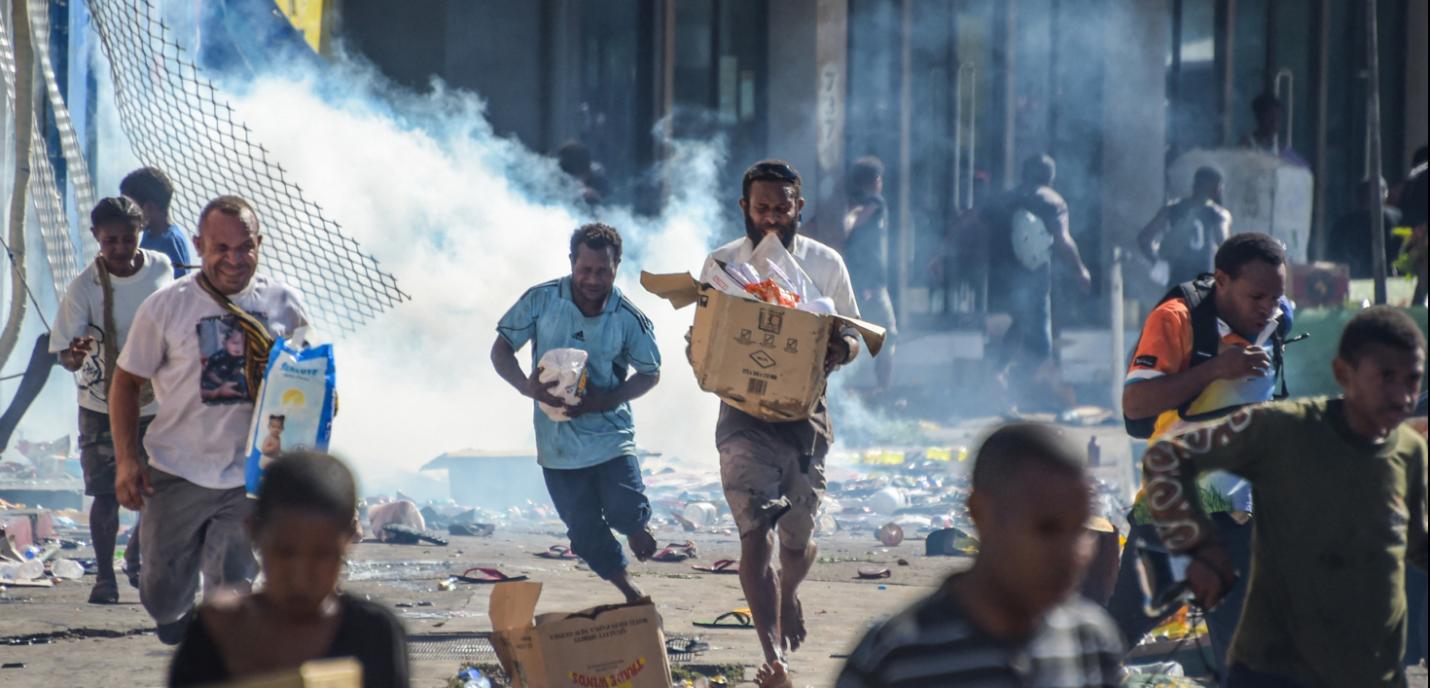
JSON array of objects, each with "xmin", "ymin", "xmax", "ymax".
[
  {"xmin": 537, "ymin": 348, "xmax": 588, "ymax": 422},
  {"xmin": 749, "ymin": 234, "xmax": 822, "ymax": 302},
  {"xmin": 699, "ymin": 257, "xmax": 760, "ymax": 300},
  {"xmin": 699, "ymin": 234, "xmax": 824, "ymax": 308}
]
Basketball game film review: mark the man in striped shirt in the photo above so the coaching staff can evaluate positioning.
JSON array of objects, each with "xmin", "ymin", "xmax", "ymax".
[{"xmin": 837, "ymin": 423, "xmax": 1124, "ymax": 687}]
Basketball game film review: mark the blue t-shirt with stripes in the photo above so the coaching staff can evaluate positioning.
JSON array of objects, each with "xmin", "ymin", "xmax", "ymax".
[{"xmin": 497, "ymin": 277, "xmax": 660, "ymax": 470}]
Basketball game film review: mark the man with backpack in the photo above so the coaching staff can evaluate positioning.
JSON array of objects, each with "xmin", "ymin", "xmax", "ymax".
[
  {"xmin": 983, "ymin": 154, "xmax": 1094, "ymax": 411},
  {"xmin": 1106, "ymin": 232, "xmax": 1294, "ymax": 679}
]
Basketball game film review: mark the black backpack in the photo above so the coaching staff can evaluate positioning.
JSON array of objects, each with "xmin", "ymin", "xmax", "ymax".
[{"xmin": 1123, "ymin": 275, "xmax": 1300, "ymax": 439}]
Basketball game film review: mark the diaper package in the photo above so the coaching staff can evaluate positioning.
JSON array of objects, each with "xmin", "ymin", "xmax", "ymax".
[
  {"xmin": 244, "ymin": 337, "xmax": 337, "ymax": 497},
  {"xmin": 536, "ymin": 347, "xmax": 588, "ymax": 422}
]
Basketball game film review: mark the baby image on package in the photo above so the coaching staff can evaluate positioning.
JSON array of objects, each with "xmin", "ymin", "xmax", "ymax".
[{"xmin": 244, "ymin": 337, "xmax": 337, "ymax": 497}]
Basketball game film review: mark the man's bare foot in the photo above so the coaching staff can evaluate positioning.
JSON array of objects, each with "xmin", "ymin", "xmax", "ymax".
[
  {"xmin": 779, "ymin": 593, "xmax": 807, "ymax": 653},
  {"xmin": 611, "ymin": 570, "xmax": 646, "ymax": 603},
  {"xmin": 628, "ymin": 528, "xmax": 658, "ymax": 561},
  {"xmin": 755, "ymin": 661, "xmax": 792, "ymax": 688}
]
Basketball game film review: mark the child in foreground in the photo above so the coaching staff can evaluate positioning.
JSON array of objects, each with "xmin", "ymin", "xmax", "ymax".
[{"xmin": 169, "ymin": 451, "xmax": 409, "ymax": 687}]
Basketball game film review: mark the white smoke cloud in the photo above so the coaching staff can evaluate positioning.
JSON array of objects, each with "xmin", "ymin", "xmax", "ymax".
[{"xmin": 215, "ymin": 71, "xmax": 726, "ymax": 486}]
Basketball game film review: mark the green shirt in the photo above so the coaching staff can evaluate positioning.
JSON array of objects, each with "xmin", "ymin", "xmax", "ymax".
[{"xmin": 1158, "ymin": 397, "xmax": 1427, "ymax": 687}]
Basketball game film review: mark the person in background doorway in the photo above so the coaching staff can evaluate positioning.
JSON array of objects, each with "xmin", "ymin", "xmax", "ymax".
[
  {"xmin": 1240, "ymin": 93, "xmax": 1308, "ymax": 167},
  {"xmin": 557, "ymin": 140, "xmax": 612, "ymax": 207},
  {"xmin": 120, "ymin": 167, "xmax": 193, "ymax": 278},
  {"xmin": 1327, "ymin": 177, "xmax": 1403, "ymax": 279},
  {"xmin": 843, "ymin": 156, "xmax": 897, "ymax": 393},
  {"xmin": 1394, "ymin": 152, "xmax": 1428, "ymax": 305},
  {"xmin": 1138, "ymin": 166, "xmax": 1231, "ymax": 287}
]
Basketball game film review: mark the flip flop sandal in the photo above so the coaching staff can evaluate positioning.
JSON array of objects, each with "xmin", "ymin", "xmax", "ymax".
[
  {"xmin": 691, "ymin": 559, "xmax": 740, "ymax": 574},
  {"xmin": 454, "ymin": 567, "xmax": 529, "ymax": 584},
  {"xmin": 652, "ymin": 541, "xmax": 698, "ymax": 563},
  {"xmin": 857, "ymin": 567, "xmax": 892, "ymax": 580},
  {"xmin": 533, "ymin": 545, "xmax": 581, "ymax": 560},
  {"xmin": 693, "ymin": 609, "xmax": 755, "ymax": 629}
]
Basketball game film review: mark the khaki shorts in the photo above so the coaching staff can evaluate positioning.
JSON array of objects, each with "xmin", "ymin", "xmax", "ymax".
[{"xmin": 718, "ymin": 430, "xmax": 826, "ymax": 551}]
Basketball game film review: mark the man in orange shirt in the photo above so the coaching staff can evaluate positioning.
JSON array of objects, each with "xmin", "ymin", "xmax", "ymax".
[{"xmin": 1107, "ymin": 232, "xmax": 1294, "ymax": 682}]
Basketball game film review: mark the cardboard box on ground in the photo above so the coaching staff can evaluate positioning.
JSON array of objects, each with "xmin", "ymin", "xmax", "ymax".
[
  {"xmin": 641, "ymin": 272, "xmax": 886, "ymax": 422},
  {"xmin": 490, "ymin": 581, "xmax": 672, "ymax": 688}
]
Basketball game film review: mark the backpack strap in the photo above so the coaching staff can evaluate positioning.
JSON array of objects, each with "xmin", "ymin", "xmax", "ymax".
[{"xmin": 1180, "ymin": 275, "xmax": 1221, "ymax": 370}]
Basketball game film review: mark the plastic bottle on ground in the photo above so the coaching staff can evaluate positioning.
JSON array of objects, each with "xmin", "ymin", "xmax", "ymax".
[
  {"xmin": 52, "ymin": 559, "xmax": 84, "ymax": 580},
  {"xmin": 16, "ymin": 559, "xmax": 43, "ymax": 580}
]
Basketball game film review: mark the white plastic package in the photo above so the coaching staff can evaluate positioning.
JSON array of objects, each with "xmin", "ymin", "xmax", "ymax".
[
  {"xmin": 537, "ymin": 347, "xmax": 588, "ymax": 422},
  {"xmin": 244, "ymin": 337, "xmax": 336, "ymax": 497},
  {"xmin": 749, "ymin": 234, "xmax": 821, "ymax": 301},
  {"xmin": 698, "ymin": 234, "xmax": 825, "ymax": 309}
]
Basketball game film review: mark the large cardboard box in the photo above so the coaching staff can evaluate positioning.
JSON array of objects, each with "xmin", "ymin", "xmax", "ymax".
[
  {"xmin": 490, "ymin": 581, "xmax": 671, "ymax": 688},
  {"xmin": 642, "ymin": 271, "xmax": 885, "ymax": 422}
]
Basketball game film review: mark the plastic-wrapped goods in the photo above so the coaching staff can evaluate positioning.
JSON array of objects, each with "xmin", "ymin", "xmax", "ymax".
[
  {"xmin": 244, "ymin": 338, "xmax": 337, "ymax": 497},
  {"xmin": 697, "ymin": 234, "xmax": 826, "ymax": 309},
  {"xmin": 536, "ymin": 348, "xmax": 588, "ymax": 422}
]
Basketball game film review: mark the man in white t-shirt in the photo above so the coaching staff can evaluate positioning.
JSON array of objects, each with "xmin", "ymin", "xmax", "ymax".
[
  {"xmin": 111, "ymin": 195, "xmax": 308, "ymax": 643},
  {"xmin": 704, "ymin": 160, "xmax": 864, "ymax": 679},
  {"xmin": 49, "ymin": 197, "xmax": 173, "ymax": 604}
]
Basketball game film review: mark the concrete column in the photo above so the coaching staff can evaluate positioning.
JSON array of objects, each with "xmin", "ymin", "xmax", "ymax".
[
  {"xmin": 1100, "ymin": 1, "xmax": 1169, "ymax": 255},
  {"xmin": 766, "ymin": 0, "xmax": 848, "ymax": 247}
]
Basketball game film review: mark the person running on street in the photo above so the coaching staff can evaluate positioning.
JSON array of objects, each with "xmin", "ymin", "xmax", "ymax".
[
  {"xmin": 709, "ymin": 159, "xmax": 865, "ymax": 675},
  {"xmin": 982, "ymin": 154, "xmax": 1093, "ymax": 411},
  {"xmin": 843, "ymin": 156, "xmax": 897, "ymax": 393},
  {"xmin": 1109, "ymin": 232, "xmax": 1293, "ymax": 676},
  {"xmin": 49, "ymin": 197, "xmax": 173, "ymax": 603},
  {"xmin": 112, "ymin": 195, "xmax": 309, "ymax": 643},
  {"xmin": 491, "ymin": 223, "xmax": 661, "ymax": 603}
]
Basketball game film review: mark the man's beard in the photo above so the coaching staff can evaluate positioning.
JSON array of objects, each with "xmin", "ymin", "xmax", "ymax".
[{"xmin": 744, "ymin": 214, "xmax": 799, "ymax": 249}]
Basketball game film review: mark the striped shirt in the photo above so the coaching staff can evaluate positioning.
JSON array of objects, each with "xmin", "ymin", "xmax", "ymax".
[{"xmin": 838, "ymin": 577, "xmax": 1124, "ymax": 688}]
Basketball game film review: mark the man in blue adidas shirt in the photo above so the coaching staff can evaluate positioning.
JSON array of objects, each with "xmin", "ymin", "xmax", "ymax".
[
  {"xmin": 491, "ymin": 223, "xmax": 662, "ymax": 602},
  {"xmin": 121, "ymin": 166, "xmax": 193, "ymax": 278}
]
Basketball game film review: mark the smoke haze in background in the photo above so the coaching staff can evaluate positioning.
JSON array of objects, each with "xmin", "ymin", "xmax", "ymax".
[
  {"xmin": 209, "ymin": 68, "xmax": 729, "ymax": 492},
  {"xmin": 13, "ymin": 3, "xmax": 908, "ymax": 492},
  {"xmin": 0, "ymin": 6, "xmax": 727, "ymax": 495}
]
